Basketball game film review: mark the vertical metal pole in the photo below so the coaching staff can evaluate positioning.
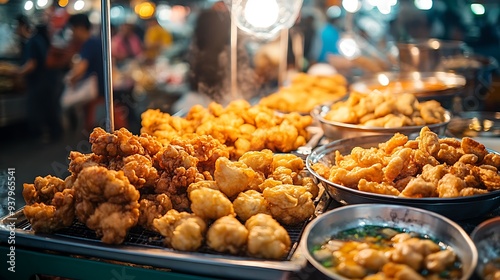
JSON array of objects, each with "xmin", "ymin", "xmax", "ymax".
[
  {"xmin": 101, "ymin": 0, "xmax": 114, "ymax": 132},
  {"xmin": 278, "ymin": 28, "xmax": 289, "ymax": 86},
  {"xmin": 230, "ymin": 1, "xmax": 238, "ymax": 101}
]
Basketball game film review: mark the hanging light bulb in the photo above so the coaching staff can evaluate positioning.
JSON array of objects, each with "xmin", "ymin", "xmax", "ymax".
[{"xmin": 228, "ymin": 0, "xmax": 303, "ymax": 40}]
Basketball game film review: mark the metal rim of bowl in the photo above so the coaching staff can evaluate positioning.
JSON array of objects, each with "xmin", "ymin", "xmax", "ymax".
[
  {"xmin": 305, "ymin": 134, "xmax": 500, "ymax": 203},
  {"xmin": 470, "ymin": 216, "xmax": 500, "ymax": 280},
  {"xmin": 300, "ymin": 203, "xmax": 478, "ymax": 280}
]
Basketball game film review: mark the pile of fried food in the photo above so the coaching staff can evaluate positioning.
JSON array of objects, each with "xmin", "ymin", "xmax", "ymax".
[
  {"xmin": 312, "ymin": 126, "xmax": 500, "ymax": 198},
  {"xmin": 22, "ymin": 127, "xmax": 320, "ymax": 260},
  {"xmin": 322, "ymin": 92, "xmax": 448, "ymax": 128},
  {"xmin": 141, "ymin": 99, "xmax": 312, "ymax": 159},
  {"xmin": 259, "ymin": 73, "xmax": 347, "ymax": 114}
]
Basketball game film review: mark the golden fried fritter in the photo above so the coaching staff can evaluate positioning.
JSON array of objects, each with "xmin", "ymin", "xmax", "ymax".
[
  {"xmin": 119, "ymin": 154, "xmax": 158, "ymax": 189},
  {"xmin": 189, "ymin": 187, "xmax": 234, "ymax": 220},
  {"xmin": 23, "ymin": 175, "xmax": 69, "ymax": 205},
  {"xmin": 233, "ymin": 190, "xmax": 270, "ymax": 222},
  {"xmin": 207, "ymin": 215, "xmax": 248, "ymax": 254},
  {"xmin": 238, "ymin": 149, "xmax": 274, "ymax": 176},
  {"xmin": 214, "ymin": 157, "xmax": 256, "ymax": 198},
  {"xmin": 358, "ymin": 179, "xmax": 400, "ymax": 196},
  {"xmin": 271, "ymin": 153, "xmax": 304, "ymax": 174},
  {"xmin": 245, "ymin": 213, "xmax": 291, "ymax": 259},
  {"xmin": 24, "ymin": 188, "xmax": 75, "ymax": 233},
  {"xmin": 138, "ymin": 194, "xmax": 172, "ymax": 231},
  {"xmin": 68, "ymin": 151, "xmax": 106, "ymax": 175},
  {"xmin": 90, "ymin": 127, "xmax": 146, "ymax": 157},
  {"xmin": 263, "ymin": 184, "xmax": 315, "ymax": 225},
  {"xmin": 153, "ymin": 209, "xmax": 207, "ymax": 251},
  {"xmin": 298, "ymin": 176, "xmax": 320, "ymax": 199},
  {"xmin": 73, "ymin": 166, "xmax": 140, "ymax": 244},
  {"xmin": 186, "ymin": 180, "xmax": 219, "ymax": 194}
]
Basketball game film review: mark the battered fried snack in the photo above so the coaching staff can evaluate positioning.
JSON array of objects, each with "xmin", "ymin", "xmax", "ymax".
[
  {"xmin": 312, "ymin": 126, "xmax": 500, "ymax": 198},
  {"xmin": 214, "ymin": 157, "xmax": 256, "ymax": 198},
  {"xmin": 138, "ymin": 194, "xmax": 172, "ymax": 231},
  {"xmin": 207, "ymin": 215, "xmax": 248, "ymax": 255},
  {"xmin": 90, "ymin": 127, "xmax": 162, "ymax": 158},
  {"xmin": 189, "ymin": 186, "xmax": 234, "ymax": 220},
  {"xmin": 23, "ymin": 175, "xmax": 69, "ymax": 205},
  {"xmin": 68, "ymin": 151, "xmax": 106, "ymax": 175},
  {"xmin": 153, "ymin": 209, "xmax": 207, "ymax": 251},
  {"xmin": 73, "ymin": 166, "xmax": 140, "ymax": 244},
  {"xmin": 259, "ymin": 73, "xmax": 348, "ymax": 114},
  {"xmin": 245, "ymin": 213, "xmax": 291, "ymax": 259},
  {"xmin": 323, "ymin": 92, "xmax": 447, "ymax": 128},
  {"xmin": 263, "ymin": 185, "xmax": 315, "ymax": 225},
  {"xmin": 233, "ymin": 190, "xmax": 270, "ymax": 222},
  {"xmin": 108, "ymin": 154, "xmax": 159, "ymax": 189}
]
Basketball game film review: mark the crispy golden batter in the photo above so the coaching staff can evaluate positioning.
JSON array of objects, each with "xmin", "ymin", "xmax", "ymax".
[
  {"xmin": 233, "ymin": 190, "xmax": 270, "ymax": 222},
  {"xmin": 73, "ymin": 166, "xmax": 140, "ymax": 244},
  {"xmin": 68, "ymin": 151, "xmax": 106, "ymax": 175},
  {"xmin": 207, "ymin": 215, "xmax": 248, "ymax": 254},
  {"xmin": 358, "ymin": 179, "xmax": 400, "ymax": 196},
  {"xmin": 238, "ymin": 149, "xmax": 274, "ymax": 176},
  {"xmin": 189, "ymin": 187, "xmax": 234, "ymax": 220},
  {"xmin": 271, "ymin": 153, "xmax": 304, "ymax": 174},
  {"xmin": 23, "ymin": 175, "xmax": 68, "ymax": 205},
  {"xmin": 214, "ymin": 157, "xmax": 256, "ymax": 198},
  {"xmin": 153, "ymin": 209, "xmax": 207, "ymax": 251},
  {"xmin": 263, "ymin": 185, "xmax": 315, "ymax": 225},
  {"xmin": 245, "ymin": 213, "xmax": 291, "ymax": 259},
  {"xmin": 109, "ymin": 154, "xmax": 159, "ymax": 189},
  {"xmin": 138, "ymin": 194, "xmax": 172, "ymax": 231},
  {"xmin": 24, "ymin": 188, "xmax": 75, "ymax": 233}
]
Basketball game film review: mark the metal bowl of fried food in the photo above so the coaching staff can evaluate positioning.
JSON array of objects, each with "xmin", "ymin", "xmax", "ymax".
[
  {"xmin": 305, "ymin": 133, "xmax": 500, "ymax": 220},
  {"xmin": 471, "ymin": 217, "xmax": 500, "ymax": 280},
  {"xmin": 349, "ymin": 71, "xmax": 466, "ymax": 109},
  {"xmin": 311, "ymin": 102, "xmax": 451, "ymax": 140},
  {"xmin": 301, "ymin": 204, "xmax": 477, "ymax": 280}
]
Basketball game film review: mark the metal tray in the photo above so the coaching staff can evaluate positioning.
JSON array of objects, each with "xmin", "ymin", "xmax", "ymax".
[
  {"xmin": 0, "ymin": 189, "xmax": 330, "ymax": 280},
  {"xmin": 306, "ymin": 134, "xmax": 500, "ymax": 221}
]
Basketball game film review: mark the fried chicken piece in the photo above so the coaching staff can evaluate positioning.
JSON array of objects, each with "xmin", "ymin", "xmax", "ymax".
[
  {"xmin": 436, "ymin": 143, "xmax": 464, "ymax": 165},
  {"xmin": 263, "ymin": 184, "xmax": 315, "ymax": 225},
  {"xmin": 420, "ymin": 164, "xmax": 448, "ymax": 184},
  {"xmin": 271, "ymin": 153, "xmax": 305, "ymax": 174},
  {"xmin": 24, "ymin": 188, "xmax": 75, "ymax": 233},
  {"xmin": 462, "ymin": 137, "xmax": 488, "ymax": 162},
  {"xmin": 358, "ymin": 179, "xmax": 400, "ymax": 196},
  {"xmin": 381, "ymin": 133, "xmax": 408, "ymax": 155},
  {"xmin": 233, "ymin": 190, "xmax": 270, "ymax": 222},
  {"xmin": 417, "ymin": 126, "xmax": 440, "ymax": 157},
  {"xmin": 482, "ymin": 153, "xmax": 500, "ymax": 169},
  {"xmin": 154, "ymin": 145, "xmax": 205, "ymax": 210},
  {"xmin": 207, "ymin": 215, "xmax": 249, "ymax": 255},
  {"xmin": 214, "ymin": 157, "xmax": 256, "ymax": 198},
  {"xmin": 330, "ymin": 164, "xmax": 384, "ymax": 188},
  {"xmin": 73, "ymin": 166, "xmax": 140, "ymax": 244},
  {"xmin": 113, "ymin": 154, "xmax": 159, "ymax": 189},
  {"xmin": 189, "ymin": 187, "xmax": 234, "ymax": 220},
  {"xmin": 298, "ymin": 175, "xmax": 320, "ymax": 199},
  {"xmin": 90, "ymin": 127, "xmax": 145, "ymax": 157},
  {"xmin": 68, "ymin": 151, "xmax": 106, "ymax": 175},
  {"xmin": 138, "ymin": 194, "xmax": 172, "ymax": 231},
  {"xmin": 459, "ymin": 154, "xmax": 479, "ymax": 164},
  {"xmin": 153, "ymin": 209, "xmax": 207, "ymax": 251},
  {"xmin": 270, "ymin": 166, "xmax": 296, "ymax": 185},
  {"xmin": 400, "ymin": 177, "xmax": 437, "ymax": 198},
  {"xmin": 394, "ymin": 176, "xmax": 414, "ymax": 192},
  {"xmin": 245, "ymin": 213, "xmax": 291, "ymax": 259},
  {"xmin": 437, "ymin": 174, "xmax": 466, "ymax": 198},
  {"xmin": 186, "ymin": 180, "xmax": 219, "ymax": 194},
  {"xmin": 460, "ymin": 187, "xmax": 489, "ymax": 196},
  {"xmin": 478, "ymin": 166, "xmax": 500, "ymax": 191},
  {"xmin": 311, "ymin": 162, "xmax": 332, "ymax": 179},
  {"xmin": 23, "ymin": 175, "xmax": 69, "ymax": 205},
  {"xmin": 239, "ymin": 149, "xmax": 274, "ymax": 176},
  {"xmin": 420, "ymin": 100, "xmax": 446, "ymax": 124},
  {"xmin": 351, "ymin": 147, "xmax": 386, "ymax": 167},
  {"xmin": 383, "ymin": 154, "xmax": 405, "ymax": 182},
  {"xmin": 257, "ymin": 178, "xmax": 284, "ymax": 192}
]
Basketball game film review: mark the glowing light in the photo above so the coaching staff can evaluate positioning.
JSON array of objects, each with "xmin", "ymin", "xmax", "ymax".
[
  {"xmin": 110, "ymin": 6, "xmax": 123, "ymax": 19},
  {"xmin": 338, "ymin": 36, "xmax": 361, "ymax": 59},
  {"xmin": 429, "ymin": 39, "xmax": 440, "ymax": 49},
  {"xmin": 326, "ymin": 5, "xmax": 342, "ymax": 19},
  {"xmin": 36, "ymin": 0, "xmax": 48, "ymax": 8},
  {"xmin": 376, "ymin": 2, "xmax": 392, "ymax": 14},
  {"xmin": 377, "ymin": 74, "xmax": 390, "ymax": 86},
  {"xmin": 157, "ymin": 5, "xmax": 172, "ymax": 21},
  {"xmin": 58, "ymin": 0, "xmax": 68, "ymax": 7},
  {"xmin": 74, "ymin": 0, "xmax": 85, "ymax": 11},
  {"xmin": 342, "ymin": 0, "xmax": 361, "ymax": 13},
  {"xmin": 24, "ymin": 0, "xmax": 34, "ymax": 10},
  {"xmin": 244, "ymin": 0, "xmax": 279, "ymax": 28},
  {"xmin": 470, "ymin": 3, "xmax": 485, "ymax": 15},
  {"xmin": 414, "ymin": 0, "xmax": 433, "ymax": 10},
  {"xmin": 135, "ymin": 2, "xmax": 156, "ymax": 19}
]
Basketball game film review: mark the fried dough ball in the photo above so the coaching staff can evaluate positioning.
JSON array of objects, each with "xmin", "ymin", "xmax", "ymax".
[
  {"xmin": 68, "ymin": 151, "xmax": 106, "ymax": 175},
  {"xmin": 153, "ymin": 209, "xmax": 207, "ymax": 251},
  {"xmin": 245, "ymin": 214, "xmax": 291, "ymax": 259},
  {"xmin": 73, "ymin": 166, "xmax": 140, "ymax": 244},
  {"xmin": 214, "ymin": 157, "xmax": 256, "ymax": 198},
  {"xmin": 207, "ymin": 215, "xmax": 249, "ymax": 254},
  {"xmin": 271, "ymin": 153, "xmax": 304, "ymax": 174},
  {"xmin": 23, "ymin": 175, "xmax": 68, "ymax": 205},
  {"xmin": 233, "ymin": 190, "xmax": 270, "ymax": 222},
  {"xmin": 238, "ymin": 149, "xmax": 274, "ymax": 176},
  {"xmin": 186, "ymin": 180, "xmax": 219, "ymax": 194},
  {"xmin": 263, "ymin": 185, "xmax": 315, "ymax": 225},
  {"xmin": 24, "ymin": 188, "xmax": 75, "ymax": 233},
  {"xmin": 138, "ymin": 194, "xmax": 172, "ymax": 231},
  {"xmin": 189, "ymin": 187, "xmax": 234, "ymax": 220}
]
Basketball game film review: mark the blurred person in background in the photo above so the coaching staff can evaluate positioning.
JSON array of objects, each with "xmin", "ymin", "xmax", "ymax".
[
  {"xmin": 13, "ymin": 15, "xmax": 62, "ymax": 143},
  {"xmin": 111, "ymin": 23, "xmax": 143, "ymax": 66},
  {"xmin": 144, "ymin": 18, "xmax": 173, "ymax": 63},
  {"xmin": 315, "ymin": 13, "xmax": 341, "ymax": 63}
]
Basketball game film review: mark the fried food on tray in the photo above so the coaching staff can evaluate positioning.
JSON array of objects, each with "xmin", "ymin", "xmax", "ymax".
[
  {"xmin": 238, "ymin": 149, "xmax": 274, "ymax": 176},
  {"xmin": 323, "ymin": 92, "xmax": 447, "ymax": 128},
  {"xmin": 245, "ymin": 213, "xmax": 291, "ymax": 259},
  {"xmin": 207, "ymin": 215, "xmax": 248, "ymax": 255},
  {"xmin": 138, "ymin": 194, "xmax": 172, "ymax": 231},
  {"xmin": 259, "ymin": 73, "xmax": 348, "ymax": 114},
  {"xmin": 109, "ymin": 154, "xmax": 159, "ymax": 189},
  {"xmin": 312, "ymin": 126, "xmax": 500, "ymax": 198},
  {"xmin": 23, "ymin": 175, "xmax": 69, "ymax": 205},
  {"xmin": 189, "ymin": 186, "xmax": 234, "ymax": 220},
  {"xmin": 73, "ymin": 166, "xmax": 140, "ymax": 244},
  {"xmin": 233, "ymin": 190, "xmax": 270, "ymax": 222},
  {"xmin": 90, "ymin": 127, "xmax": 162, "ymax": 157},
  {"xmin": 263, "ymin": 185, "xmax": 315, "ymax": 225},
  {"xmin": 23, "ymin": 186, "xmax": 75, "ymax": 233},
  {"xmin": 68, "ymin": 151, "xmax": 106, "ymax": 175},
  {"xmin": 153, "ymin": 209, "xmax": 207, "ymax": 251},
  {"xmin": 214, "ymin": 157, "xmax": 257, "ymax": 198},
  {"xmin": 140, "ymin": 99, "xmax": 312, "ymax": 158}
]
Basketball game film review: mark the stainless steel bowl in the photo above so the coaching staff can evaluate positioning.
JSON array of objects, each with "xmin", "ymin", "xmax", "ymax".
[
  {"xmin": 311, "ymin": 104, "xmax": 451, "ymax": 140},
  {"xmin": 470, "ymin": 217, "xmax": 500, "ymax": 280},
  {"xmin": 301, "ymin": 204, "xmax": 478, "ymax": 280},
  {"xmin": 305, "ymin": 134, "xmax": 500, "ymax": 220}
]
